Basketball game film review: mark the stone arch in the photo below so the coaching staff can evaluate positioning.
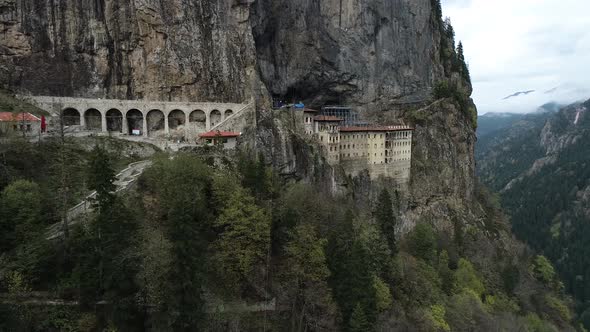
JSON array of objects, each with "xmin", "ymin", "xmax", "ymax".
[
  {"xmin": 126, "ymin": 109, "xmax": 143, "ymax": 135},
  {"xmin": 189, "ymin": 110, "xmax": 207, "ymax": 133},
  {"xmin": 62, "ymin": 108, "xmax": 81, "ymax": 126},
  {"xmin": 147, "ymin": 109, "xmax": 165, "ymax": 136},
  {"xmin": 168, "ymin": 109, "xmax": 186, "ymax": 130},
  {"xmin": 106, "ymin": 109, "xmax": 123, "ymax": 132},
  {"xmin": 225, "ymin": 109, "xmax": 234, "ymax": 118},
  {"xmin": 84, "ymin": 109, "xmax": 102, "ymax": 131},
  {"xmin": 210, "ymin": 109, "xmax": 222, "ymax": 127}
]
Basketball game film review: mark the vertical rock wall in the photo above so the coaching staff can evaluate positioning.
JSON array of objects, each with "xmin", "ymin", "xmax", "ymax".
[
  {"xmin": 0, "ymin": 0, "xmax": 256, "ymax": 102},
  {"xmin": 250, "ymin": 0, "xmax": 444, "ymax": 110}
]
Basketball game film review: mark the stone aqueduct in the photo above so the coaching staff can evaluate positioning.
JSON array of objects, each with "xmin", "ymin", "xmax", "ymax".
[{"xmin": 23, "ymin": 96, "xmax": 251, "ymax": 138}]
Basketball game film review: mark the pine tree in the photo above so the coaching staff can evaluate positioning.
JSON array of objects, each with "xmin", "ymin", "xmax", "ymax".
[
  {"xmin": 457, "ymin": 41, "xmax": 471, "ymax": 84},
  {"xmin": 349, "ymin": 303, "xmax": 371, "ymax": 332},
  {"xmin": 87, "ymin": 146, "xmax": 116, "ymax": 211},
  {"xmin": 431, "ymin": 0, "xmax": 443, "ymax": 23},
  {"xmin": 375, "ymin": 189, "xmax": 397, "ymax": 253},
  {"xmin": 444, "ymin": 17, "xmax": 455, "ymax": 46}
]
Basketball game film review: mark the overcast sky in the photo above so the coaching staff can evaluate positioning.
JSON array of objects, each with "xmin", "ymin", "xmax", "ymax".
[{"xmin": 442, "ymin": 0, "xmax": 590, "ymax": 114}]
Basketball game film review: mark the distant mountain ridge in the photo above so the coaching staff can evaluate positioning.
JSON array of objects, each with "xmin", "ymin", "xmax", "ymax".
[{"xmin": 476, "ymin": 98, "xmax": 590, "ymax": 324}]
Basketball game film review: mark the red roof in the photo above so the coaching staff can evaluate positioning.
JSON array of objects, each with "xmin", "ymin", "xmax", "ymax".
[
  {"xmin": 199, "ymin": 130, "xmax": 241, "ymax": 138},
  {"xmin": 340, "ymin": 125, "xmax": 414, "ymax": 133},
  {"xmin": 0, "ymin": 112, "xmax": 41, "ymax": 122},
  {"xmin": 314, "ymin": 115, "xmax": 343, "ymax": 122}
]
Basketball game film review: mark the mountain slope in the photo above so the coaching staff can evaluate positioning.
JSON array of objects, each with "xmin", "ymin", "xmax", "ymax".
[{"xmin": 477, "ymin": 99, "xmax": 590, "ymax": 325}]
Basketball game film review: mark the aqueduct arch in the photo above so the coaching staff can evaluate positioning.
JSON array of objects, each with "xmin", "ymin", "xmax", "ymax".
[
  {"xmin": 225, "ymin": 109, "xmax": 234, "ymax": 118},
  {"xmin": 168, "ymin": 109, "xmax": 186, "ymax": 130},
  {"xmin": 84, "ymin": 109, "xmax": 102, "ymax": 131},
  {"xmin": 126, "ymin": 109, "xmax": 143, "ymax": 135},
  {"xmin": 189, "ymin": 110, "xmax": 207, "ymax": 131},
  {"xmin": 62, "ymin": 108, "xmax": 81, "ymax": 126},
  {"xmin": 147, "ymin": 109, "xmax": 165, "ymax": 136},
  {"xmin": 106, "ymin": 109, "xmax": 123, "ymax": 132},
  {"xmin": 210, "ymin": 110, "xmax": 222, "ymax": 127}
]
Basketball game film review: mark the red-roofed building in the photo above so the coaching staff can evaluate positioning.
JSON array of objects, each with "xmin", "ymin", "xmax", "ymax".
[
  {"xmin": 199, "ymin": 130, "xmax": 241, "ymax": 149},
  {"xmin": 314, "ymin": 115, "xmax": 343, "ymax": 122},
  {"xmin": 0, "ymin": 112, "xmax": 42, "ymax": 137}
]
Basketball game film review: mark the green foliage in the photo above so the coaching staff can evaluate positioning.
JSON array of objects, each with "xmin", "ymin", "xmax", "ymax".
[
  {"xmin": 238, "ymin": 151, "xmax": 275, "ymax": 201},
  {"xmin": 544, "ymin": 294, "xmax": 572, "ymax": 323},
  {"xmin": 143, "ymin": 154, "xmax": 212, "ymax": 329},
  {"xmin": 437, "ymin": 250, "xmax": 457, "ymax": 295},
  {"xmin": 87, "ymin": 146, "xmax": 116, "ymax": 211},
  {"xmin": 455, "ymin": 258, "xmax": 485, "ymax": 296},
  {"xmin": 433, "ymin": 81, "xmax": 477, "ymax": 129},
  {"xmin": 349, "ymin": 302, "xmax": 371, "ymax": 332},
  {"xmin": 408, "ymin": 223, "xmax": 437, "ymax": 263},
  {"xmin": 457, "ymin": 41, "xmax": 471, "ymax": 84},
  {"xmin": 484, "ymin": 293, "xmax": 520, "ymax": 313},
  {"xmin": 375, "ymin": 189, "xmax": 397, "ymax": 253},
  {"xmin": 328, "ymin": 213, "xmax": 377, "ymax": 330},
  {"xmin": 373, "ymin": 276, "xmax": 393, "ymax": 312},
  {"xmin": 284, "ymin": 223, "xmax": 330, "ymax": 283},
  {"xmin": 212, "ymin": 175, "xmax": 271, "ymax": 293},
  {"xmin": 427, "ymin": 304, "xmax": 451, "ymax": 332},
  {"xmin": 525, "ymin": 313, "xmax": 558, "ymax": 332},
  {"xmin": 390, "ymin": 253, "xmax": 443, "ymax": 308},
  {"xmin": 530, "ymin": 255, "xmax": 556, "ymax": 285},
  {"xmin": 501, "ymin": 264, "xmax": 521, "ymax": 294},
  {"xmin": 0, "ymin": 180, "xmax": 44, "ymax": 251}
]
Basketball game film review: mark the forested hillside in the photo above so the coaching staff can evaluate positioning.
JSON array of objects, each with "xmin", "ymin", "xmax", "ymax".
[
  {"xmin": 0, "ymin": 137, "xmax": 575, "ymax": 331},
  {"xmin": 477, "ymin": 99, "xmax": 590, "ymax": 329}
]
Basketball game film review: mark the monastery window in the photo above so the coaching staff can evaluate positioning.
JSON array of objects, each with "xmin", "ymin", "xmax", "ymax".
[
  {"xmin": 374, "ymin": 144, "xmax": 377, "ymax": 148},
  {"xmin": 353, "ymin": 144, "xmax": 355, "ymax": 148},
  {"xmin": 321, "ymin": 136, "xmax": 324, "ymax": 142}
]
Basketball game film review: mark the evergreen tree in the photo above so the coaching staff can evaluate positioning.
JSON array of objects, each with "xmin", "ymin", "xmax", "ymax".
[
  {"xmin": 444, "ymin": 17, "xmax": 456, "ymax": 46},
  {"xmin": 87, "ymin": 146, "xmax": 116, "ymax": 212},
  {"xmin": 375, "ymin": 189, "xmax": 397, "ymax": 253},
  {"xmin": 349, "ymin": 303, "xmax": 371, "ymax": 332},
  {"xmin": 431, "ymin": 0, "xmax": 443, "ymax": 23},
  {"xmin": 0, "ymin": 180, "xmax": 44, "ymax": 251},
  {"xmin": 212, "ymin": 183, "xmax": 271, "ymax": 294},
  {"xmin": 457, "ymin": 41, "xmax": 471, "ymax": 83},
  {"xmin": 328, "ymin": 212, "xmax": 377, "ymax": 330},
  {"xmin": 146, "ymin": 155, "xmax": 212, "ymax": 330},
  {"xmin": 409, "ymin": 223, "xmax": 437, "ymax": 263}
]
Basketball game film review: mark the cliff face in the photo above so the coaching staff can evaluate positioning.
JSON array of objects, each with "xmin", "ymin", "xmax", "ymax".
[
  {"xmin": 2, "ymin": 0, "xmax": 475, "ymax": 205},
  {"xmin": 0, "ymin": 0, "xmax": 256, "ymax": 102},
  {"xmin": 1, "ymin": 0, "xmax": 446, "ymax": 107},
  {"xmin": 251, "ymin": 0, "xmax": 444, "ymax": 109}
]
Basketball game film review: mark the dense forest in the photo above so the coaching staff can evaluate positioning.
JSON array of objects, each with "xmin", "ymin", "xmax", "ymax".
[
  {"xmin": 0, "ymin": 136, "xmax": 574, "ymax": 331},
  {"xmin": 477, "ymin": 99, "xmax": 590, "ymax": 329}
]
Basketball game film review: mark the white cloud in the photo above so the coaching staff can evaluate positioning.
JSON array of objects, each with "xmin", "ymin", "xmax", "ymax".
[{"xmin": 442, "ymin": 0, "xmax": 590, "ymax": 113}]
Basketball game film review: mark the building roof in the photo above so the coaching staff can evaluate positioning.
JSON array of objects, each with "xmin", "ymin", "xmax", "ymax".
[
  {"xmin": 340, "ymin": 125, "xmax": 414, "ymax": 133},
  {"xmin": 314, "ymin": 115, "xmax": 343, "ymax": 122},
  {"xmin": 303, "ymin": 108, "xmax": 319, "ymax": 113},
  {"xmin": 199, "ymin": 130, "xmax": 241, "ymax": 138},
  {"xmin": 0, "ymin": 112, "xmax": 41, "ymax": 122}
]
